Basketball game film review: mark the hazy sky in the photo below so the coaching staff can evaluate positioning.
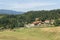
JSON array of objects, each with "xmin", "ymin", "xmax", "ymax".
[{"xmin": 0, "ymin": 0, "xmax": 60, "ymax": 12}]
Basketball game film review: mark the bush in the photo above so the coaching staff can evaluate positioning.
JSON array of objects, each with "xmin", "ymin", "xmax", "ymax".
[{"xmin": 54, "ymin": 20, "xmax": 60, "ymax": 26}]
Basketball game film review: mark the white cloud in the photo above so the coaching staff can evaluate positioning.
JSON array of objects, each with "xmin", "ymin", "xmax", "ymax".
[
  {"xmin": 11, "ymin": 2, "xmax": 56, "ymax": 9},
  {"xmin": 0, "ymin": 2, "xmax": 57, "ymax": 11}
]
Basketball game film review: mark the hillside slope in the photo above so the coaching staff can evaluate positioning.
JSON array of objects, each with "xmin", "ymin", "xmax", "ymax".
[
  {"xmin": 0, "ymin": 9, "xmax": 23, "ymax": 14},
  {"xmin": 0, "ymin": 27, "xmax": 60, "ymax": 40}
]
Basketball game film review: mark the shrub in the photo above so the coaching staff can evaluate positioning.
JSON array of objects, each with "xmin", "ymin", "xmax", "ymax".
[{"xmin": 54, "ymin": 20, "xmax": 60, "ymax": 26}]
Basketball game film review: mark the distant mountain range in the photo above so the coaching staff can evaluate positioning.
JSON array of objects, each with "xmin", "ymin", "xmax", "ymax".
[{"xmin": 0, "ymin": 9, "xmax": 23, "ymax": 14}]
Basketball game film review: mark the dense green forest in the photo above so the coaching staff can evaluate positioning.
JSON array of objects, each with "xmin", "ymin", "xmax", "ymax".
[{"xmin": 0, "ymin": 9, "xmax": 60, "ymax": 29}]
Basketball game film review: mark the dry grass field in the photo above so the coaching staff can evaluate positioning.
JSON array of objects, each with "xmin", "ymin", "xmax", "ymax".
[{"xmin": 0, "ymin": 27, "xmax": 60, "ymax": 40}]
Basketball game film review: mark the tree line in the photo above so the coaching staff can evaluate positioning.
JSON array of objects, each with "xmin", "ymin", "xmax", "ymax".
[{"xmin": 0, "ymin": 9, "xmax": 60, "ymax": 29}]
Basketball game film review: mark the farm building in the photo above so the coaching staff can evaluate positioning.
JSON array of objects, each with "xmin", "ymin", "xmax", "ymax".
[{"xmin": 25, "ymin": 18, "xmax": 55, "ymax": 28}]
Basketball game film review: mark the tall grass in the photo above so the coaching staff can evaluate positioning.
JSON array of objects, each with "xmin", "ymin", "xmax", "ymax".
[{"xmin": 0, "ymin": 27, "xmax": 60, "ymax": 40}]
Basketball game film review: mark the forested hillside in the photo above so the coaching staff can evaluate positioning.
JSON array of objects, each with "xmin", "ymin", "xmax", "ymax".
[{"xmin": 0, "ymin": 9, "xmax": 60, "ymax": 29}]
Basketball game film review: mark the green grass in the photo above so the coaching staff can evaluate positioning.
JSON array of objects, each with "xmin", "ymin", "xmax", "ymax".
[{"xmin": 0, "ymin": 27, "xmax": 60, "ymax": 40}]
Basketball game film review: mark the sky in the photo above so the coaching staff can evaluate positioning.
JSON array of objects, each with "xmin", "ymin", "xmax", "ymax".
[{"xmin": 0, "ymin": 0, "xmax": 60, "ymax": 12}]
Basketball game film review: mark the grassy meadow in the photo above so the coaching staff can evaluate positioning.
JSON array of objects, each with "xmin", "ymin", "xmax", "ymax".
[{"xmin": 0, "ymin": 27, "xmax": 60, "ymax": 40}]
